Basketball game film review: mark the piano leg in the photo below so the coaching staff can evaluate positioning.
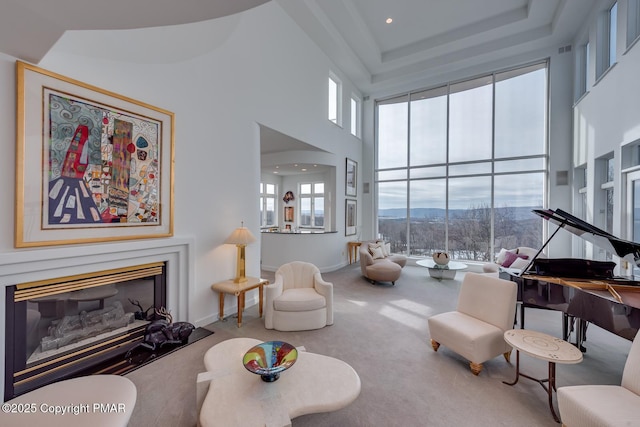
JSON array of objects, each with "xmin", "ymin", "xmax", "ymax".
[
  {"xmin": 564, "ymin": 314, "xmax": 587, "ymax": 352},
  {"xmin": 576, "ymin": 319, "xmax": 587, "ymax": 352},
  {"xmin": 562, "ymin": 313, "xmax": 570, "ymax": 341}
]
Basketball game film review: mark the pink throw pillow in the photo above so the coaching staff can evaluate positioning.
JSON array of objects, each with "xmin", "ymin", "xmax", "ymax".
[{"xmin": 502, "ymin": 251, "xmax": 528, "ymax": 268}]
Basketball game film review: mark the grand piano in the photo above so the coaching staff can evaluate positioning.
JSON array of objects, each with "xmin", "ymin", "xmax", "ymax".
[{"xmin": 501, "ymin": 208, "xmax": 640, "ymax": 351}]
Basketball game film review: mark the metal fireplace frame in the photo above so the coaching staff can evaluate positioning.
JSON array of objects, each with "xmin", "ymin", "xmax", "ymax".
[{"xmin": 4, "ymin": 262, "xmax": 166, "ymax": 399}]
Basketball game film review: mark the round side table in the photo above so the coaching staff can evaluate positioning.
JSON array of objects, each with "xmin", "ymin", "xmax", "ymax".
[{"xmin": 503, "ymin": 329, "xmax": 583, "ymax": 423}]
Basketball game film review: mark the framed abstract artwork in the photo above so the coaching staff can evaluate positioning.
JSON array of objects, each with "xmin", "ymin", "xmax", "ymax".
[
  {"xmin": 15, "ymin": 61, "xmax": 175, "ymax": 247},
  {"xmin": 346, "ymin": 158, "xmax": 357, "ymax": 197},
  {"xmin": 345, "ymin": 199, "xmax": 357, "ymax": 236},
  {"xmin": 284, "ymin": 206, "xmax": 294, "ymax": 222}
]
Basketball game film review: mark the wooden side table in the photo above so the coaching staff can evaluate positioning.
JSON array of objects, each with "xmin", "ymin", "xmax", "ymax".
[
  {"xmin": 503, "ymin": 329, "xmax": 583, "ymax": 423},
  {"xmin": 348, "ymin": 241, "xmax": 362, "ymax": 264},
  {"xmin": 211, "ymin": 277, "xmax": 268, "ymax": 327}
]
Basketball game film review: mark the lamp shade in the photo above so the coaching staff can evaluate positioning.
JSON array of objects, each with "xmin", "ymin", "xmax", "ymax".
[{"xmin": 225, "ymin": 226, "xmax": 256, "ymax": 246}]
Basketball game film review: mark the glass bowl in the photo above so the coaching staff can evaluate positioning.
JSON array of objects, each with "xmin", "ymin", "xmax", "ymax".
[{"xmin": 242, "ymin": 340, "xmax": 298, "ymax": 382}]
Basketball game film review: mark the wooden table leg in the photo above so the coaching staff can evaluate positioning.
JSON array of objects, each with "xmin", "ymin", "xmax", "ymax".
[
  {"xmin": 259, "ymin": 284, "xmax": 264, "ymax": 318},
  {"xmin": 503, "ymin": 350, "xmax": 561, "ymax": 423},
  {"xmin": 548, "ymin": 362, "xmax": 560, "ymax": 423},
  {"xmin": 236, "ymin": 292, "xmax": 243, "ymax": 327},
  {"xmin": 218, "ymin": 292, "xmax": 225, "ymax": 320}
]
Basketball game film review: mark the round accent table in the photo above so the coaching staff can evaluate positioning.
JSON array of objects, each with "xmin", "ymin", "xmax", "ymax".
[
  {"xmin": 416, "ymin": 259, "xmax": 468, "ymax": 280},
  {"xmin": 503, "ymin": 329, "xmax": 583, "ymax": 423}
]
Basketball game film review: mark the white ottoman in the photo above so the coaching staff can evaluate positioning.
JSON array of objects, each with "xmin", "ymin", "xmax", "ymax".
[{"xmin": 1, "ymin": 375, "xmax": 137, "ymax": 427}]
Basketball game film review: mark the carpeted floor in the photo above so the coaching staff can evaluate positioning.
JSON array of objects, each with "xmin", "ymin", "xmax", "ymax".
[{"xmin": 125, "ymin": 263, "xmax": 633, "ymax": 427}]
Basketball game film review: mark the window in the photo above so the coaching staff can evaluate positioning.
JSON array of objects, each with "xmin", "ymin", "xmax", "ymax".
[
  {"xmin": 628, "ymin": 0, "xmax": 640, "ymax": 48},
  {"xmin": 300, "ymin": 182, "xmax": 324, "ymax": 228},
  {"xmin": 375, "ymin": 61, "xmax": 548, "ymax": 260},
  {"xmin": 609, "ymin": 2, "xmax": 618, "ymax": 66},
  {"xmin": 596, "ymin": 2, "xmax": 617, "ymax": 80},
  {"xmin": 328, "ymin": 73, "xmax": 342, "ymax": 126},
  {"xmin": 260, "ymin": 183, "xmax": 276, "ymax": 227},
  {"xmin": 575, "ymin": 166, "xmax": 588, "ymax": 259},
  {"xmin": 576, "ymin": 42, "xmax": 589, "ymax": 101},
  {"xmin": 350, "ymin": 94, "xmax": 361, "ymax": 137},
  {"xmin": 377, "ymin": 94, "xmax": 409, "ymax": 170},
  {"xmin": 598, "ymin": 157, "xmax": 614, "ymax": 260}
]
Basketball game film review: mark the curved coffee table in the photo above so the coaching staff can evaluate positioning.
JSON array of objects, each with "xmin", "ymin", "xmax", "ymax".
[
  {"xmin": 416, "ymin": 259, "xmax": 468, "ymax": 280},
  {"xmin": 198, "ymin": 338, "xmax": 361, "ymax": 427}
]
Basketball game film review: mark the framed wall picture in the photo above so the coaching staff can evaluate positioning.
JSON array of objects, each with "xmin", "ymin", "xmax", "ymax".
[
  {"xmin": 284, "ymin": 206, "xmax": 294, "ymax": 222},
  {"xmin": 15, "ymin": 61, "xmax": 175, "ymax": 247},
  {"xmin": 345, "ymin": 199, "xmax": 357, "ymax": 236},
  {"xmin": 346, "ymin": 158, "xmax": 357, "ymax": 197}
]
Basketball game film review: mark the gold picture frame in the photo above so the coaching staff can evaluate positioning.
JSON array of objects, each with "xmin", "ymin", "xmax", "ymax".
[{"xmin": 15, "ymin": 61, "xmax": 174, "ymax": 247}]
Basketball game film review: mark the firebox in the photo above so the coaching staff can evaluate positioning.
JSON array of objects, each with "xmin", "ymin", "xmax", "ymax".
[{"xmin": 4, "ymin": 262, "xmax": 166, "ymax": 399}]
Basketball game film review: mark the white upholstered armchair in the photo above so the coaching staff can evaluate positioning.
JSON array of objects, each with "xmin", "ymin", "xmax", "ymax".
[
  {"xmin": 427, "ymin": 272, "xmax": 517, "ymax": 375},
  {"xmin": 558, "ymin": 332, "xmax": 640, "ymax": 426},
  {"xmin": 264, "ymin": 261, "xmax": 333, "ymax": 331}
]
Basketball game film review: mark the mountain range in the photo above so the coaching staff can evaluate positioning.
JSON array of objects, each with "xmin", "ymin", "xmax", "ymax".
[{"xmin": 378, "ymin": 206, "xmax": 541, "ymax": 221}]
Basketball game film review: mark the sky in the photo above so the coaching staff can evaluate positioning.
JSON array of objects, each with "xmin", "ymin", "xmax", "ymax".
[{"xmin": 377, "ymin": 66, "xmax": 547, "ymax": 211}]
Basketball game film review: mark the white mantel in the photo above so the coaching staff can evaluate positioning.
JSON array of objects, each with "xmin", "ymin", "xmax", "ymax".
[{"xmin": 0, "ymin": 236, "xmax": 194, "ymax": 401}]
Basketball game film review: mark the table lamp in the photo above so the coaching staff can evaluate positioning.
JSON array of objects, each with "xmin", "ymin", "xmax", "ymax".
[{"xmin": 225, "ymin": 222, "xmax": 257, "ymax": 283}]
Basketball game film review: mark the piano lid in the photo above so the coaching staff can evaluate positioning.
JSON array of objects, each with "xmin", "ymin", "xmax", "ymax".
[{"xmin": 533, "ymin": 208, "xmax": 640, "ymax": 267}]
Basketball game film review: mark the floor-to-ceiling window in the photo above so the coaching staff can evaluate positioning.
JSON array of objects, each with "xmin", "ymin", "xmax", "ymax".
[{"xmin": 376, "ymin": 61, "xmax": 548, "ymax": 261}]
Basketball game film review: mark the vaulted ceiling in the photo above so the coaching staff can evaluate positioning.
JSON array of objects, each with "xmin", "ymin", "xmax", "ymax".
[
  {"xmin": 1, "ymin": 0, "xmax": 595, "ymax": 95},
  {"xmin": 0, "ymin": 0, "xmax": 270, "ymax": 64},
  {"xmin": 278, "ymin": 0, "xmax": 596, "ymax": 95}
]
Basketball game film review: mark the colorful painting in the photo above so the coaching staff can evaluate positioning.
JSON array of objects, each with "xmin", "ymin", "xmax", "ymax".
[
  {"xmin": 16, "ymin": 61, "xmax": 174, "ymax": 247},
  {"xmin": 47, "ymin": 94, "xmax": 160, "ymax": 226}
]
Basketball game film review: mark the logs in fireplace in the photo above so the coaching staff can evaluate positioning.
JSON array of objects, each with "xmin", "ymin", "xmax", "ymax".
[{"xmin": 4, "ymin": 262, "xmax": 166, "ymax": 399}]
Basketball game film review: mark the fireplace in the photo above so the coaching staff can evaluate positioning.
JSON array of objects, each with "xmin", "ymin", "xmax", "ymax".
[{"xmin": 4, "ymin": 262, "xmax": 166, "ymax": 399}]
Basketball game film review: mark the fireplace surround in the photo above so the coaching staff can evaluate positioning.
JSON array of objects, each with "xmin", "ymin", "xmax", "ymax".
[
  {"xmin": 0, "ymin": 237, "xmax": 193, "ymax": 402},
  {"xmin": 5, "ymin": 262, "xmax": 166, "ymax": 398}
]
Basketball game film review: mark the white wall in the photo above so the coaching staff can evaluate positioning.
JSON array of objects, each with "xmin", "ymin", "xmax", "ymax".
[
  {"xmin": 572, "ymin": 0, "xmax": 640, "ymax": 269},
  {"xmin": 0, "ymin": 1, "xmax": 363, "ymax": 375}
]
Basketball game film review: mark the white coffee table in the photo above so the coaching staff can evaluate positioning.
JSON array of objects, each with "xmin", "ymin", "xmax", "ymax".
[
  {"xmin": 198, "ymin": 338, "xmax": 361, "ymax": 427},
  {"xmin": 416, "ymin": 259, "xmax": 468, "ymax": 280}
]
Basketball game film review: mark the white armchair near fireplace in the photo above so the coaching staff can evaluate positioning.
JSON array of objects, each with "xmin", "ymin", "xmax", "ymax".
[
  {"xmin": 1, "ymin": 375, "xmax": 137, "ymax": 426},
  {"xmin": 264, "ymin": 261, "xmax": 333, "ymax": 331}
]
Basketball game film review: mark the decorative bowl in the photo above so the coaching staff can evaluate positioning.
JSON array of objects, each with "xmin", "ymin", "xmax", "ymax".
[
  {"xmin": 242, "ymin": 340, "xmax": 298, "ymax": 382},
  {"xmin": 432, "ymin": 251, "xmax": 450, "ymax": 266}
]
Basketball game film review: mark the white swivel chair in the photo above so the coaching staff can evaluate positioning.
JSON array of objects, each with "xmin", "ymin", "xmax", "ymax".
[
  {"xmin": 264, "ymin": 261, "xmax": 333, "ymax": 331},
  {"xmin": 427, "ymin": 272, "xmax": 517, "ymax": 375},
  {"xmin": 558, "ymin": 332, "xmax": 640, "ymax": 426}
]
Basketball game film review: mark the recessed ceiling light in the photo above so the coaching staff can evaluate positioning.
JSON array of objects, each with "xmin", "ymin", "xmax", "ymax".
[
  {"xmin": 301, "ymin": 168, "xmax": 307, "ymax": 172},
  {"xmin": 386, "ymin": 17, "xmax": 393, "ymax": 24},
  {"xmin": 273, "ymin": 171, "xmax": 279, "ymax": 174}
]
